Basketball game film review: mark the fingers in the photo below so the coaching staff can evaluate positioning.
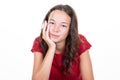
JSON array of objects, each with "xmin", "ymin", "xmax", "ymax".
[
  {"xmin": 42, "ymin": 21, "xmax": 50, "ymax": 40},
  {"xmin": 42, "ymin": 21, "xmax": 47, "ymax": 38},
  {"xmin": 41, "ymin": 21, "xmax": 56, "ymax": 47},
  {"xmin": 42, "ymin": 21, "xmax": 47, "ymax": 36},
  {"xmin": 46, "ymin": 24, "xmax": 50, "ymax": 38}
]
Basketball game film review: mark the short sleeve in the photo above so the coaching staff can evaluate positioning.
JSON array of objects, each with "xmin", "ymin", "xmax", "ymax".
[
  {"xmin": 31, "ymin": 37, "xmax": 43, "ymax": 53},
  {"xmin": 79, "ymin": 34, "xmax": 92, "ymax": 55}
]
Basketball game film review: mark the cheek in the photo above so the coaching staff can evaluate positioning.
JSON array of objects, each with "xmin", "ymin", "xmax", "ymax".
[
  {"xmin": 61, "ymin": 29, "xmax": 69, "ymax": 36},
  {"xmin": 49, "ymin": 25, "xmax": 53, "ymax": 32}
]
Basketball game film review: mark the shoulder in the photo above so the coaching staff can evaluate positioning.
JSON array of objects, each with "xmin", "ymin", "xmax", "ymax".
[
  {"xmin": 79, "ymin": 34, "xmax": 87, "ymax": 42},
  {"xmin": 31, "ymin": 36, "xmax": 43, "ymax": 52},
  {"xmin": 34, "ymin": 36, "xmax": 41, "ymax": 42},
  {"xmin": 78, "ymin": 34, "xmax": 92, "ymax": 55},
  {"xmin": 32, "ymin": 36, "xmax": 41, "ymax": 47}
]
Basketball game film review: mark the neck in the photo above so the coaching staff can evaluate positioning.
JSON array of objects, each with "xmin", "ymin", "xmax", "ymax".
[{"xmin": 55, "ymin": 41, "xmax": 65, "ymax": 54}]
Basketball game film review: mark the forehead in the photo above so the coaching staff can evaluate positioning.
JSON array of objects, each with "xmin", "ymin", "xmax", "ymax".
[{"xmin": 48, "ymin": 10, "xmax": 71, "ymax": 23}]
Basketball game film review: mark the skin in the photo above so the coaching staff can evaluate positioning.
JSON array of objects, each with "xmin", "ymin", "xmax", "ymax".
[
  {"xmin": 48, "ymin": 10, "xmax": 71, "ymax": 53},
  {"xmin": 32, "ymin": 10, "xmax": 94, "ymax": 80}
]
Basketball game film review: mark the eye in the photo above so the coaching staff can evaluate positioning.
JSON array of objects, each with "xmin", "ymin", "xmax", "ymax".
[
  {"xmin": 49, "ymin": 22, "xmax": 54, "ymax": 25},
  {"xmin": 62, "ymin": 25, "xmax": 67, "ymax": 27}
]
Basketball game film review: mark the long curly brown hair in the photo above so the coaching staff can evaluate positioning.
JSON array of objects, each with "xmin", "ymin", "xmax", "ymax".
[{"xmin": 40, "ymin": 4, "xmax": 80, "ymax": 74}]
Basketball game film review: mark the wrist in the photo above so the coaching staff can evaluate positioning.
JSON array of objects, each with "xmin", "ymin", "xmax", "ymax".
[
  {"xmin": 49, "ymin": 45, "xmax": 56, "ymax": 50},
  {"xmin": 48, "ymin": 46, "xmax": 56, "ymax": 54},
  {"xmin": 48, "ymin": 43, "xmax": 56, "ymax": 48}
]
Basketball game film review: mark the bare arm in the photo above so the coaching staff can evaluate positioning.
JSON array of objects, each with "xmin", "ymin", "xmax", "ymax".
[
  {"xmin": 32, "ymin": 52, "xmax": 43, "ymax": 79},
  {"xmin": 80, "ymin": 50, "xmax": 94, "ymax": 80},
  {"xmin": 32, "ymin": 47, "xmax": 55, "ymax": 80},
  {"xmin": 32, "ymin": 21, "xmax": 56, "ymax": 80}
]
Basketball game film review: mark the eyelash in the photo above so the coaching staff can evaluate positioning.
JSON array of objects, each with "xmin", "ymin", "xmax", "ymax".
[
  {"xmin": 49, "ymin": 22, "xmax": 67, "ymax": 27},
  {"xmin": 62, "ymin": 25, "xmax": 67, "ymax": 27},
  {"xmin": 49, "ymin": 22, "xmax": 54, "ymax": 24}
]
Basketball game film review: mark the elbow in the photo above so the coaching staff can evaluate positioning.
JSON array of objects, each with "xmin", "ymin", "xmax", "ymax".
[
  {"xmin": 82, "ymin": 77, "xmax": 94, "ymax": 80},
  {"xmin": 81, "ymin": 72, "xmax": 94, "ymax": 80},
  {"xmin": 82, "ymin": 75, "xmax": 94, "ymax": 80},
  {"xmin": 32, "ymin": 74, "xmax": 39, "ymax": 80},
  {"xmin": 32, "ymin": 74, "xmax": 48, "ymax": 80},
  {"xmin": 32, "ymin": 75, "xmax": 36, "ymax": 80}
]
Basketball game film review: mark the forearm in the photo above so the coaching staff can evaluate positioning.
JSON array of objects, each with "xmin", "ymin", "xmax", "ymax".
[
  {"xmin": 33, "ymin": 47, "xmax": 55, "ymax": 80},
  {"xmin": 80, "ymin": 50, "xmax": 94, "ymax": 80}
]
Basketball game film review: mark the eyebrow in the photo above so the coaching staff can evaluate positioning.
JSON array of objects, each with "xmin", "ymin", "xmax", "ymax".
[
  {"xmin": 49, "ymin": 19, "xmax": 55, "ymax": 21},
  {"xmin": 49, "ymin": 19, "xmax": 69, "ymax": 24}
]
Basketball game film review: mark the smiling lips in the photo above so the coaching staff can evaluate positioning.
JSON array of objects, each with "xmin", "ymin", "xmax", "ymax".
[{"xmin": 50, "ymin": 33, "xmax": 59, "ymax": 39}]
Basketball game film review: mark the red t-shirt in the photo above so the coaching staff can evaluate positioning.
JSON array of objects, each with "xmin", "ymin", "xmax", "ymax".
[{"xmin": 31, "ymin": 34, "xmax": 91, "ymax": 80}]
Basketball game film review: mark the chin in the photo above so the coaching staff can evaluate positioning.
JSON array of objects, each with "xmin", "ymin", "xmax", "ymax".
[
  {"xmin": 51, "ymin": 37, "xmax": 62, "ymax": 43},
  {"xmin": 51, "ymin": 38, "xmax": 59, "ymax": 43}
]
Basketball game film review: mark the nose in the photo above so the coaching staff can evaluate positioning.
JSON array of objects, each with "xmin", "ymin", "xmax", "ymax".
[{"xmin": 53, "ymin": 25, "xmax": 59, "ymax": 32}]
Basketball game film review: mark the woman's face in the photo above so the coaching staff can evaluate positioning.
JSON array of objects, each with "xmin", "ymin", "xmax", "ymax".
[{"xmin": 48, "ymin": 10, "xmax": 71, "ymax": 43}]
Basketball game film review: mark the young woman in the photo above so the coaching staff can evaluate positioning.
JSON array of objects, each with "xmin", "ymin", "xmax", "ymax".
[{"xmin": 31, "ymin": 4, "xmax": 94, "ymax": 80}]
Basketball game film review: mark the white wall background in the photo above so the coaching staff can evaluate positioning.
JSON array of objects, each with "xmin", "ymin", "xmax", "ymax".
[{"xmin": 0, "ymin": 0, "xmax": 120, "ymax": 80}]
